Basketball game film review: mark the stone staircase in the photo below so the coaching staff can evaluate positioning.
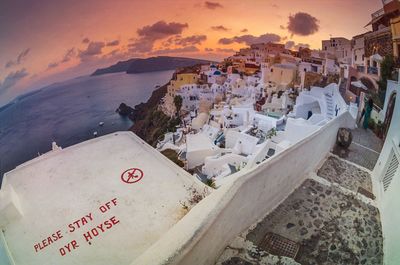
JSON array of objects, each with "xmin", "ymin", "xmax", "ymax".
[
  {"xmin": 216, "ymin": 154, "xmax": 383, "ymax": 265},
  {"xmin": 325, "ymin": 93, "xmax": 335, "ymax": 119}
]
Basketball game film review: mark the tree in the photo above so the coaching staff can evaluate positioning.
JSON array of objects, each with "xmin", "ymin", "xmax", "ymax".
[
  {"xmin": 378, "ymin": 55, "xmax": 395, "ymax": 106},
  {"xmin": 173, "ymin": 95, "xmax": 183, "ymax": 117}
]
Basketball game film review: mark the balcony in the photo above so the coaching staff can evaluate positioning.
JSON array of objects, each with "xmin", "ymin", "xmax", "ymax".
[
  {"xmin": 368, "ymin": 66, "xmax": 379, "ymax": 75},
  {"xmin": 372, "ymin": 8, "xmax": 385, "ymax": 19}
]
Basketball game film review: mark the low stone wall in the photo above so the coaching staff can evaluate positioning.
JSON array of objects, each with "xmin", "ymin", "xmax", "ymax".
[{"xmin": 132, "ymin": 112, "xmax": 355, "ymax": 265}]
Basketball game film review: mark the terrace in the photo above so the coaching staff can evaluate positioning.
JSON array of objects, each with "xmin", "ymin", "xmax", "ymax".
[{"xmin": 217, "ymin": 128, "xmax": 384, "ymax": 265}]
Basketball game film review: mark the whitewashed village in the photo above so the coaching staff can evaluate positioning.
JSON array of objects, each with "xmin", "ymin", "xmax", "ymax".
[
  {"xmin": 157, "ymin": 41, "xmax": 352, "ymax": 187},
  {"xmin": 1, "ymin": 1, "xmax": 400, "ymax": 265}
]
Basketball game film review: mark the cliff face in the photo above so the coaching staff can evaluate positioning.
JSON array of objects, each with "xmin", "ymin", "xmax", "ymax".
[
  {"xmin": 129, "ymin": 82, "xmax": 180, "ymax": 146},
  {"xmin": 128, "ymin": 63, "xmax": 207, "ymax": 146}
]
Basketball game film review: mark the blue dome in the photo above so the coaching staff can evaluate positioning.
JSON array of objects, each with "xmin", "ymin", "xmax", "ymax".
[
  {"xmin": 214, "ymin": 70, "xmax": 221, "ymax": 75},
  {"xmin": 210, "ymin": 64, "xmax": 217, "ymax": 68}
]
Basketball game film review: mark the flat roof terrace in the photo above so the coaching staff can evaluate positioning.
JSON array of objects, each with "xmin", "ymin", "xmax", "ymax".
[{"xmin": 0, "ymin": 132, "xmax": 208, "ymax": 265}]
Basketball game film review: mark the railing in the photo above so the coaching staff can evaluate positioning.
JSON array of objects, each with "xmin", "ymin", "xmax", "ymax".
[
  {"xmin": 372, "ymin": 8, "xmax": 385, "ymax": 19},
  {"xmin": 390, "ymin": 69, "xmax": 399, "ymax": 81},
  {"xmin": 382, "ymin": 0, "xmax": 393, "ymax": 5},
  {"xmin": 368, "ymin": 66, "xmax": 378, "ymax": 75},
  {"xmin": 357, "ymin": 66, "xmax": 365, "ymax": 73}
]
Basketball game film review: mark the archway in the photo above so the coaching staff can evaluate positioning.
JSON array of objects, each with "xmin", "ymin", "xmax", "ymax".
[{"xmin": 383, "ymin": 92, "xmax": 396, "ymax": 139}]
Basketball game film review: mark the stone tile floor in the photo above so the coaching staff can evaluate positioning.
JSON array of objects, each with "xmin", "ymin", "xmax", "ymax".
[
  {"xmin": 333, "ymin": 128, "xmax": 383, "ymax": 171},
  {"xmin": 217, "ymin": 157, "xmax": 383, "ymax": 265}
]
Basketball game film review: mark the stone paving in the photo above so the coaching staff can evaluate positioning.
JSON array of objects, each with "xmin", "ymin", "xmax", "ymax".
[
  {"xmin": 333, "ymin": 128, "xmax": 383, "ymax": 170},
  {"xmin": 317, "ymin": 155, "xmax": 372, "ymax": 193},
  {"xmin": 216, "ymin": 157, "xmax": 383, "ymax": 265}
]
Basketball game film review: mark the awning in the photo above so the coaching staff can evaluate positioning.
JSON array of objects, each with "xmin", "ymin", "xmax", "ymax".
[{"xmin": 351, "ymin": 80, "xmax": 368, "ymax": 90}]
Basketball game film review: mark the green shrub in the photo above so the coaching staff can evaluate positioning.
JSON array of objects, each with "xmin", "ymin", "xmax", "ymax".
[{"xmin": 205, "ymin": 178, "xmax": 216, "ymax": 189}]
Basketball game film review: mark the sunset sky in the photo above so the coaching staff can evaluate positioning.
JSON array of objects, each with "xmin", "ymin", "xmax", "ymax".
[{"xmin": 0, "ymin": 0, "xmax": 382, "ymax": 105}]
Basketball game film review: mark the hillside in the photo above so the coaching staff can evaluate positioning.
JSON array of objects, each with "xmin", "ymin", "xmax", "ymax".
[
  {"xmin": 91, "ymin": 56, "xmax": 213, "ymax": 76},
  {"xmin": 91, "ymin": 58, "xmax": 139, "ymax": 76}
]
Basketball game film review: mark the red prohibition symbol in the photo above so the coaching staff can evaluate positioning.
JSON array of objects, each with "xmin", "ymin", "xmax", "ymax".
[{"xmin": 120, "ymin": 168, "xmax": 144, "ymax": 184}]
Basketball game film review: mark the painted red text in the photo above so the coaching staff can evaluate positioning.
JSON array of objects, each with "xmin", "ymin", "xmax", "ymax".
[
  {"xmin": 59, "ymin": 240, "xmax": 79, "ymax": 256},
  {"xmin": 68, "ymin": 213, "xmax": 93, "ymax": 233},
  {"xmin": 83, "ymin": 216, "xmax": 120, "ymax": 243},
  {"xmin": 99, "ymin": 198, "xmax": 117, "ymax": 213},
  {"xmin": 33, "ymin": 230, "xmax": 63, "ymax": 252}
]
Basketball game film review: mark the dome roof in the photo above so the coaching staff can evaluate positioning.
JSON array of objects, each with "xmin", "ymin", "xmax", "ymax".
[
  {"xmin": 192, "ymin": 113, "xmax": 209, "ymax": 130},
  {"xmin": 214, "ymin": 70, "xmax": 221, "ymax": 75}
]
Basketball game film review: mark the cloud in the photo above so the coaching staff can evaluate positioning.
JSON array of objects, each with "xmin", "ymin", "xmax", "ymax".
[
  {"xmin": 47, "ymin": 62, "xmax": 59, "ymax": 69},
  {"xmin": 130, "ymin": 20, "xmax": 188, "ymax": 53},
  {"xmin": 285, "ymin": 41, "xmax": 295, "ymax": 49},
  {"xmin": 285, "ymin": 40, "xmax": 309, "ymax": 50},
  {"xmin": 149, "ymin": 45, "xmax": 199, "ymax": 55},
  {"xmin": 241, "ymin": 28, "xmax": 248, "ymax": 33},
  {"xmin": 103, "ymin": 49, "xmax": 122, "ymax": 58},
  {"xmin": 128, "ymin": 40, "xmax": 154, "ymax": 53},
  {"xmin": 175, "ymin": 35, "xmax": 207, "ymax": 46},
  {"xmin": 294, "ymin": 43, "xmax": 310, "ymax": 50},
  {"xmin": 79, "ymin": 41, "xmax": 105, "ymax": 60},
  {"xmin": 5, "ymin": 61, "xmax": 14, "ymax": 68},
  {"xmin": 216, "ymin": 48, "xmax": 236, "ymax": 53},
  {"xmin": 211, "ymin": 25, "xmax": 229, "ymax": 31},
  {"xmin": 82, "ymin": 38, "xmax": 90, "ymax": 44},
  {"xmin": 0, "ymin": 68, "xmax": 29, "ymax": 92},
  {"xmin": 272, "ymin": 4, "xmax": 278, "ymax": 8},
  {"xmin": 5, "ymin": 48, "xmax": 30, "ymax": 68},
  {"xmin": 106, "ymin": 40, "xmax": 120, "ymax": 46},
  {"xmin": 137, "ymin": 20, "xmax": 188, "ymax": 40},
  {"xmin": 61, "ymin": 48, "xmax": 76, "ymax": 63},
  {"xmin": 219, "ymin": 33, "xmax": 281, "ymax": 45},
  {"xmin": 205, "ymin": 48, "xmax": 214, "ymax": 52},
  {"xmin": 204, "ymin": 1, "xmax": 223, "ymax": 9},
  {"xmin": 47, "ymin": 48, "xmax": 76, "ymax": 69},
  {"xmin": 287, "ymin": 12, "xmax": 319, "ymax": 36}
]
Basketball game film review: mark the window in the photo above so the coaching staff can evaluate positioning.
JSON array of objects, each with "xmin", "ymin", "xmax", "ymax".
[
  {"xmin": 382, "ymin": 149, "xmax": 399, "ymax": 192},
  {"xmin": 355, "ymin": 55, "xmax": 357, "ymax": 61}
]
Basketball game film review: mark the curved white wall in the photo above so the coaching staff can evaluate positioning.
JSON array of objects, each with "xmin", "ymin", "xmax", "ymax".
[
  {"xmin": 372, "ymin": 81, "xmax": 400, "ymax": 265},
  {"xmin": 132, "ymin": 112, "xmax": 355, "ymax": 265}
]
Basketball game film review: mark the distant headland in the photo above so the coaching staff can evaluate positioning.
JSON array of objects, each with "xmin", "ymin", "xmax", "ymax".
[{"xmin": 91, "ymin": 56, "xmax": 214, "ymax": 76}]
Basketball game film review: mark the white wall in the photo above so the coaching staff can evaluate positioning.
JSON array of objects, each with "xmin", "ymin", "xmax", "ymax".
[
  {"xmin": 371, "ymin": 80, "xmax": 400, "ymax": 265},
  {"xmin": 131, "ymin": 112, "xmax": 355, "ymax": 265},
  {"xmin": 203, "ymin": 154, "xmax": 248, "ymax": 177}
]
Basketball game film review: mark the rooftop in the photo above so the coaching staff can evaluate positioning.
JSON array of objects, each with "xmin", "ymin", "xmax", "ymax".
[{"xmin": 0, "ymin": 132, "xmax": 207, "ymax": 265}]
